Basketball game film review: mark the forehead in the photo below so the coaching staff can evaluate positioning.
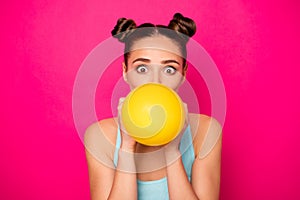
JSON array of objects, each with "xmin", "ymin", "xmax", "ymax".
[
  {"xmin": 130, "ymin": 36, "xmax": 182, "ymax": 57},
  {"xmin": 127, "ymin": 49, "xmax": 183, "ymax": 64}
]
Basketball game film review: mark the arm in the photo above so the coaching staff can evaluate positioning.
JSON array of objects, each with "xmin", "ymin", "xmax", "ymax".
[
  {"xmin": 192, "ymin": 117, "xmax": 222, "ymax": 200},
  {"xmin": 165, "ymin": 116, "xmax": 222, "ymax": 200},
  {"xmin": 84, "ymin": 120, "xmax": 138, "ymax": 200},
  {"xmin": 107, "ymin": 132, "xmax": 138, "ymax": 200},
  {"xmin": 107, "ymin": 98, "xmax": 138, "ymax": 199},
  {"xmin": 85, "ymin": 149, "xmax": 115, "ymax": 200},
  {"xmin": 165, "ymin": 150, "xmax": 200, "ymax": 200},
  {"xmin": 164, "ymin": 105, "xmax": 200, "ymax": 199}
]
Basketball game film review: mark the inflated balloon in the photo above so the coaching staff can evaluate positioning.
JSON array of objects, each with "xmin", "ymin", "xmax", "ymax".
[{"xmin": 121, "ymin": 83, "xmax": 185, "ymax": 146}]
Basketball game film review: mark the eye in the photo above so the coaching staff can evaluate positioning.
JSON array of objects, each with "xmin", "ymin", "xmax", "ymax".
[
  {"xmin": 163, "ymin": 66, "xmax": 177, "ymax": 75},
  {"xmin": 136, "ymin": 65, "xmax": 148, "ymax": 73}
]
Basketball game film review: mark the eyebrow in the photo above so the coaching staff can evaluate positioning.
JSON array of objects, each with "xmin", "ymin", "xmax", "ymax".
[
  {"xmin": 132, "ymin": 58, "xmax": 180, "ymax": 65},
  {"xmin": 132, "ymin": 58, "xmax": 151, "ymax": 64},
  {"xmin": 161, "ymin": 59, "xmax": 180, "ymax": 65}
]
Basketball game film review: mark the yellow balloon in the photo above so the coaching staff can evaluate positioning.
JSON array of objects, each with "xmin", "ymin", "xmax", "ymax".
[{"xmin": 121, "ymin": 83, "xmax": 185, "ymax": 146}]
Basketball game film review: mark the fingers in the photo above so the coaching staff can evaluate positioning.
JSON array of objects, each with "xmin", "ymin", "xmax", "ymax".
[
  {"xmin": 117, "ymin": 97, "xmax": 125, "ymax": 111},
  {"xmin": 117, "ymin": 98, "xmax": 137, "ymax": 151},
  {"xmin": 117, "ymin": 97, "xmax": 127, "ymax": 134},
  {"xmin": 183, "ymin": 102, "xmax": 189, "ymax": 123}
]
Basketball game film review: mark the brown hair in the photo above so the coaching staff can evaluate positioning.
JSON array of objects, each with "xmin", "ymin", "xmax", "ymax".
[{"xmin": 111, "ymin": 13, "xmax": 196, "ymax": 69}]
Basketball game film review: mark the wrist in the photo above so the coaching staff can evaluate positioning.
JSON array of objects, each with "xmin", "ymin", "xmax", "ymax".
[
  {"xmin": 120, "ymin": 131, "xmax": 137, "ymax": 152},
  {"xmin": 120, "ymin": 143, "xmax": 136, "ymax": 152},
  {"xmin": 117, "ymin": 149, "xmax": 136, "ymax": 173},
  {"xmin": 164, "ymin": 149, "xmax": 181, "ymax": 165}
]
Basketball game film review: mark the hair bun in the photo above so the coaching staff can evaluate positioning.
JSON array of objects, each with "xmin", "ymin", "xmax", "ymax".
[
  {"xmin": 168, "ymin": 13, "xmax": 196, "ymax": 39},
  {"xmin": 111, "ymin": 18, "xmax": 137, "ymax": 42}
]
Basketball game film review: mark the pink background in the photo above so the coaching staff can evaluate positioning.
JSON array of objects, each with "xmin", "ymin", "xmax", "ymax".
[{"xmin": 1, "ymin": 0, "xmax": 300, "ymax": 199}]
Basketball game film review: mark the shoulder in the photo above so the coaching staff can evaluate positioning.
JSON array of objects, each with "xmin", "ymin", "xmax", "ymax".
[
  {"xmin": 84, "ymin": 118, "xmax": 118, "ymax": 144},
  {"xmin": 189, "ymin": 113, "xmax": 222, "ymax": 159},
  {"xmin": 84, "ymin": 118, "xmax": 119, "ymax": 163}
]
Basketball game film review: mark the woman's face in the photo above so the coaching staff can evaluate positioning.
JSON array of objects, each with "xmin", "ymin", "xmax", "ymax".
[{"xmin": 123, "ymin": 36, "xmax": 186, "ymax": 91}]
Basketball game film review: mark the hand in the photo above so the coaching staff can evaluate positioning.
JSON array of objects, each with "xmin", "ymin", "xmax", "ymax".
[
  {"xmin": 118, "ymin": 98, "xmax": 137, "ymax": 152},
  {"xmin": 163, "ymin": 103, "xmax": 189, "ymax": 162}
]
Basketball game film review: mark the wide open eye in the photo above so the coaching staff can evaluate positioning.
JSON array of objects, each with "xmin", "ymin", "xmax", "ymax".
[
  {"xmin": 163, "ymin": 66, "xmax": 177, "ymax": 75},
  {"xmin": 136, "ymin": 65, "xmax": 148, "ymax": 73}
]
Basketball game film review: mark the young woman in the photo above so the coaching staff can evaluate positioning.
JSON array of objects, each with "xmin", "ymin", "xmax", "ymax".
[{"xmin": 84, "ymin": 13, "xmax": 222, "ymax": 200}]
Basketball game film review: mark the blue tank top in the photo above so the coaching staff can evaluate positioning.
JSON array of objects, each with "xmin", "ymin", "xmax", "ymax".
[{"xmin": 113, "ymin": 126, "xmax": 195, "ymax": 200}]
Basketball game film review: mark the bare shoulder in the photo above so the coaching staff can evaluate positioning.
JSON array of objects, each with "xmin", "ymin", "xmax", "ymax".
[
  {"xmin": 84, "ymin": 118, "xmax": 118, "ymax": 144},
  {"xmin": 84, "ymin": 118, "xmax": 119, "ymax": 165},
  {"xmin": 188, "ymin": 113, "xmax": 222, "ymax": 159}
]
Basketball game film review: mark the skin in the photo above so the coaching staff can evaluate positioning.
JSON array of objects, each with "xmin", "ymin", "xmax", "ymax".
[{"xmin": 85, "ymin": 35, "xmax": 222, "ymax": 200}]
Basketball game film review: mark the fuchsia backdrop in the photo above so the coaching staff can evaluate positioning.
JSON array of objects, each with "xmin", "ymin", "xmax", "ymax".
[{"xmin": 1, "ymin": 0, "xmax": 300, "ymax": 199}]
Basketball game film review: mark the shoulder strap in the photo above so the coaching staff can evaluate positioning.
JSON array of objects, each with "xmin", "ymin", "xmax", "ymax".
[
  {"xmin": 113, "ymin": 127, "xmax": 121, "ymax": 167},
  {"xmin": 180, "ymin": 125, "xmax": 195, "ymax": 179}
]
